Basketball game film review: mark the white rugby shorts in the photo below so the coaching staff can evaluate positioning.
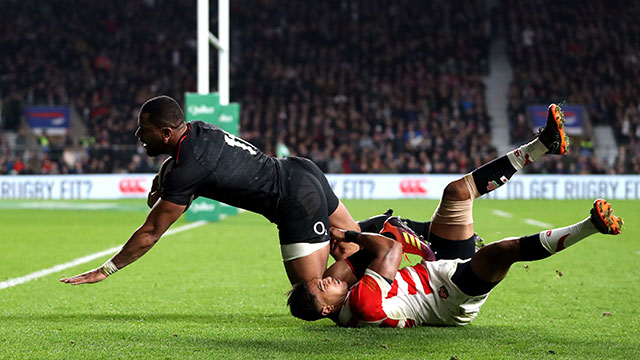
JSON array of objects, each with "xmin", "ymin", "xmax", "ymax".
[
  {"xmin": 280, "ymin": 240, "xmax": 329, "ymax": 262},
  {"xmin": 422, "ymin": 258, "xmax": 491, "ymax": 326}
]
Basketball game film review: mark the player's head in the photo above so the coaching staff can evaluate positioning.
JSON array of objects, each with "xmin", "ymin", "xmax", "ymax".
[
  {"xmin": 287, "ymin": 276, "xmax": 348, "ymax": 321},
  {"xmin": 139, "ymin": 95, "xmax": 185, "ymax": 128},
  {"xmin": 136, "ymin": 95, "xmax": 185, "ymax": 156}
]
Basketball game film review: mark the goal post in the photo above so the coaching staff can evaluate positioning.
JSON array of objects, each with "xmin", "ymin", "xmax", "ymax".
[
  {"xmin": 196, "ymin": 0, "xmax": 229, "ymax": 105},
  {"xmin": 186, "ymin": 0, "xmax": 240, "ymax": 222}
]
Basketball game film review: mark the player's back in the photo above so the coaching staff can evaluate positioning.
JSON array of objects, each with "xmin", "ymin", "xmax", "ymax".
[{"xmin": 162, "ymin": 121, "xmax": 283, "ymax": 220}]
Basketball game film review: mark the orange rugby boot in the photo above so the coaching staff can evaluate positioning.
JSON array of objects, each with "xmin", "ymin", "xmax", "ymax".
[
  {"xmin": 590, "ymin": 199, "xmax": 623, "ymax": 235},
  {"xmin": 380, "ymin": 217, "xmax": 436, "ymax": 261}
]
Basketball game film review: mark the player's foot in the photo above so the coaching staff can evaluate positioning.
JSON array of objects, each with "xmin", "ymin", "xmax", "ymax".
[
  {"xmin": 381, "ymin": 217, "xmax": 436, "ymax": 261},
  {"xmin": 590, "ymin": 199, "xmax": 623, "ymax": 235},
  {"xmin": 538, "ymin": 103, "xmax": 569, "ymax": 155}
]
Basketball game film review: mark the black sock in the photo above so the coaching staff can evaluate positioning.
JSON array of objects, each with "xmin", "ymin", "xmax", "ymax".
[
  {"xmin": 345, "ymin": 249, "xmax": 375, "ymax": 279},
  {"xmin": 358, "ymin": 209, "xmax": 394, "ymax": 232},
  {"xmin": 400, "ymin": 218, "xmax": 430, "ymax": 238},
  {"xmin": 471, "ymin": 155, "xmax": 518, "ymax": 195},
  {"xmin": 358, "ymin": 214, "xmax": 390, "ymax": 233},
  {"xmin": 451, "ymin": 261, "xmax": 499, "ymax": 296},
  {"xmin": 518, "ymin": 234, "xmax": 552, "ymax": 261},
  {"xmin": 398, "ymin": 220, "xmax": 476, "ymax": 260},
  {"xmin": 429, "ymin": 233, "xmax": 477, "ymax": 260}
]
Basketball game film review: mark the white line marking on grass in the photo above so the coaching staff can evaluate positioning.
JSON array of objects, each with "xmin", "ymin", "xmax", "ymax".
[
  {"xmin": 0, "ymin": 221, "xmax": 207, "ymax": 290},
  {"xmin": 20, "ymin": 202, "xmax": 119, "ymax": 210},
  {"xmin": 492, "ymin": 210, "xmax": 513, "ymax": 218},
  {"xmin": 524, "ymin": 219, "xmax": 553, "ymax": 228}
]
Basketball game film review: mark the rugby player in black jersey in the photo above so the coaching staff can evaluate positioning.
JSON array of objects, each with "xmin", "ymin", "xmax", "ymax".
[{"xmin": 60, "ymin": 95, "xmax": 360, "ymax": 286}]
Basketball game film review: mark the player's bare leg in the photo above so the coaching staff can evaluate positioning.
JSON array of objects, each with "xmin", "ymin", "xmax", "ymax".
[
  {"xmin": 452, "ymin": 199, "xmax": 623, "ymax": 293},
  {"xmin": 283, "ymin": 201, "xmax": 360, "ymax": 284},
  {"xmin": 328, "ymin": 200, "xmax": 361, "ymax": 260},
  {"xmin": 427, "ymin": 103, "xmax": 570, "ymax": 259},
  {"xmin": 429, "ymin": 177, "xmax": 476, "ymax": 240},
  {"xmin": 284, "ymin": 245, "xmax": 331, "ymax": 284}
]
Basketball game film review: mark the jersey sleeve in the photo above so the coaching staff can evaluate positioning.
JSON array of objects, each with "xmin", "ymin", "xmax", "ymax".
[
  {"xmin": 344, "ymin": 249, "xmax": 375, "ymax": 279},
  {"xmin": 161, "ymin": 164, "xmax": 209, "ymax": 205},
  {"xmin": 338, "ymin": 269, "xmax": 396, "ymax": 327}
]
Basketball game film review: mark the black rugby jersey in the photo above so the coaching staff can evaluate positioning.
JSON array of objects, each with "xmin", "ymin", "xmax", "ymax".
[{"xmin": 160, "ymin": 121, "xmax": 283, "ymax": 221}]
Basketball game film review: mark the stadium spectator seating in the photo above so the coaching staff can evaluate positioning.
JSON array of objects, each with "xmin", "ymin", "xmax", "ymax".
[
  {"xmin": 2, "ymin": 0, "xmax": 637, "ymax": 175},
  {"xmin": 502, "ymin": 0, "xmax": 640, "ymax": 174}
]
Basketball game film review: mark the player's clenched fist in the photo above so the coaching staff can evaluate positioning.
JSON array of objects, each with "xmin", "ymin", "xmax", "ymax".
[{"xmin": 329, "ymin": 227, "xmax": 346, "ymax": 242}]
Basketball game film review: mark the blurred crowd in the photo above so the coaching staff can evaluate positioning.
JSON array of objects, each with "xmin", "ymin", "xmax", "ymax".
[
  {"xmin": 502, "ymin": 0, "xmax": 640, "ymax": 174},
  {"xmin": 1, "ymin": 0, "xmax": 637, "ymax": 175},
  {"xmin": 235, "ymin": 0, "xmax": 494, "ymax": 174},
  {"xmin": 0, "ymin": 0, "xmax": 196, "ymax": 174}
]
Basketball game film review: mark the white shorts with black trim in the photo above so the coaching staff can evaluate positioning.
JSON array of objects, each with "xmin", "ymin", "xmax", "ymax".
[
  {"xmin": 422, "ymin": 258, "xmax": 491, "ymax": 326},
  {"xmin": 280, "ymin": 240, "xmax": 329, "ymax": 262}
]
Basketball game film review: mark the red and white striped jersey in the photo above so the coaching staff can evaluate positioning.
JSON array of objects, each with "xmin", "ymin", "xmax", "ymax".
[
  {"xmin": 337, "ymin": 264, "xmax": 434, "ymax": 328},
  {"xmin": 336, "ymin": 260, "xmax": 488, "ymax": 328}
]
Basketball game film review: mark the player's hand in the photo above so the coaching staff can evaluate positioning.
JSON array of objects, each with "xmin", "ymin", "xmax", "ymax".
[
  {"xmin": 329, "ymin": 227, "xmax": 346, "ymax": 242},
  {"xmin": 147, "ymin": 190, "xmax": 160, "ymax": 208},
  {"xmin": 329, "ymin": 227, "xmax": 359, "ymax": 260},
  {"xmin": 147, "ymin": 175, "xmax": 161, "ymax": 208},
  {"xmin": 59, "ymin": 268, "xmax": 108, "ymax": 285},
  {"xmin": 151, "ymin": 174, "xmax": 160, "ymax": 192}
]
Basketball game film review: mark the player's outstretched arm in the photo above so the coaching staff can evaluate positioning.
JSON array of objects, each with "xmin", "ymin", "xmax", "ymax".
[{"xmin": 60, "ymin": 199, "xmax": 186, "ymax": 285}]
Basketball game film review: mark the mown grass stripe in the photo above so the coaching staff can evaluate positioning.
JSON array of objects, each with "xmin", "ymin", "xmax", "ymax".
[
  {"xmin": 0, "ymin": 220, "xmax": 207, "ymax": 290},
  {"xmin": 492, "ymin": 209, "xmax": 513, "ymax": 218},
  {"xmin": 524, "ymin": 218, "xmax": 553, "ymax": 228}
]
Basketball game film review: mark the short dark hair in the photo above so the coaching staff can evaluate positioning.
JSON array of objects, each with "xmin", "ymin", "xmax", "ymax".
[
  {"xmin": 287, "ymin": 281, "xmax": 323, "ymax": 321},
  {"xmin": 140, "ymin": 95, "xmax": 185, "ymax": 128}
]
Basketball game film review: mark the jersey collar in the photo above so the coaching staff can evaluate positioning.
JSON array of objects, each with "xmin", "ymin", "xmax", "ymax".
[{"xmin": 175, "ymin": 123, "xmax": 191, "ymax": 164}]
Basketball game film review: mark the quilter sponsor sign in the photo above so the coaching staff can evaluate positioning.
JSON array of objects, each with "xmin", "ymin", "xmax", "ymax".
[{"xmin": 184, "ymin": 92, "xmax": 240, "ymax": 222}]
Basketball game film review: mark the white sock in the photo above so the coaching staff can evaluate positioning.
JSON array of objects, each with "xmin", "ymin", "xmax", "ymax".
[
  {"xmin": 539, "ymin": 218, "xmax": 598, "ymax": 254},
  {"xmin": 506, "ymin": 138, "xmax": 548, "ymax": 170}
]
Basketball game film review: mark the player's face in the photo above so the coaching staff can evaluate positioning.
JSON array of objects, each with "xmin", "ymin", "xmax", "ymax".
[
  {"xmin": 309, "ymin": 276, "xmax": 349, "ymax": 312},
  {"xmin": 135, "ymin": 113, "xmax": 165, "ymax": 157}
]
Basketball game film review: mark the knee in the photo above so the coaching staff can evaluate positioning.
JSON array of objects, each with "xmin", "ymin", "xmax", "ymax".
[{"xmin": 443, "ymin": 179, "xmax": 471, "ymax": 201}]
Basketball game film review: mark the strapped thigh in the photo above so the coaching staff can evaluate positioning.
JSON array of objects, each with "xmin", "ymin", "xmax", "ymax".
[{"xmin": 430, "ymin": 174, "xmax": 476, "ymax": 225}]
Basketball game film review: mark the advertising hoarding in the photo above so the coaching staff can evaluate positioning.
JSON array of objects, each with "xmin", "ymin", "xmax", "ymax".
[{"xmin": 2, "ymin": 174, "xmax": 639, "ymax": 201}]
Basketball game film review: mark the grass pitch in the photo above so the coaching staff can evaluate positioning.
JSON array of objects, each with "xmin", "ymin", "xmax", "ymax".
[{"xmin": 0, "ymin": 199, "xmax": 639, "ymax": 359}]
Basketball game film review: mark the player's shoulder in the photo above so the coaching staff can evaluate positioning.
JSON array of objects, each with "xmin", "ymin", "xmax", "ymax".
[
  {"xmin": 363, "ymin": 269, "xmax": 394, "ymax": 288},
  {"xmin": 345, "ymin": 274, "xmax": 388, "ymax": 322},
  {"xmin": 349, "ymin": 270, "xmax": 390, "ymax": 303},
  {"xmin": 188, "ymin": 120, "xmax": 223, "ymax": 135},
  {"xmin": 181, "ymin": 121, "xmax": 226, "ymax": 158},
  {"xmin": 189, "ymin": 121, "xmax": 240, "ymax": 149}
]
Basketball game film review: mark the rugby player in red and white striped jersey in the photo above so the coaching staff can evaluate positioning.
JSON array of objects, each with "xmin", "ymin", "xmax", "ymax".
[
  {"xmin": 290, "ymin": 198, "xmax": 622, "ymax": 328},
  {"xmin": 288, "ymin": 104, "xmax": 623, "ymax": 327}
]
